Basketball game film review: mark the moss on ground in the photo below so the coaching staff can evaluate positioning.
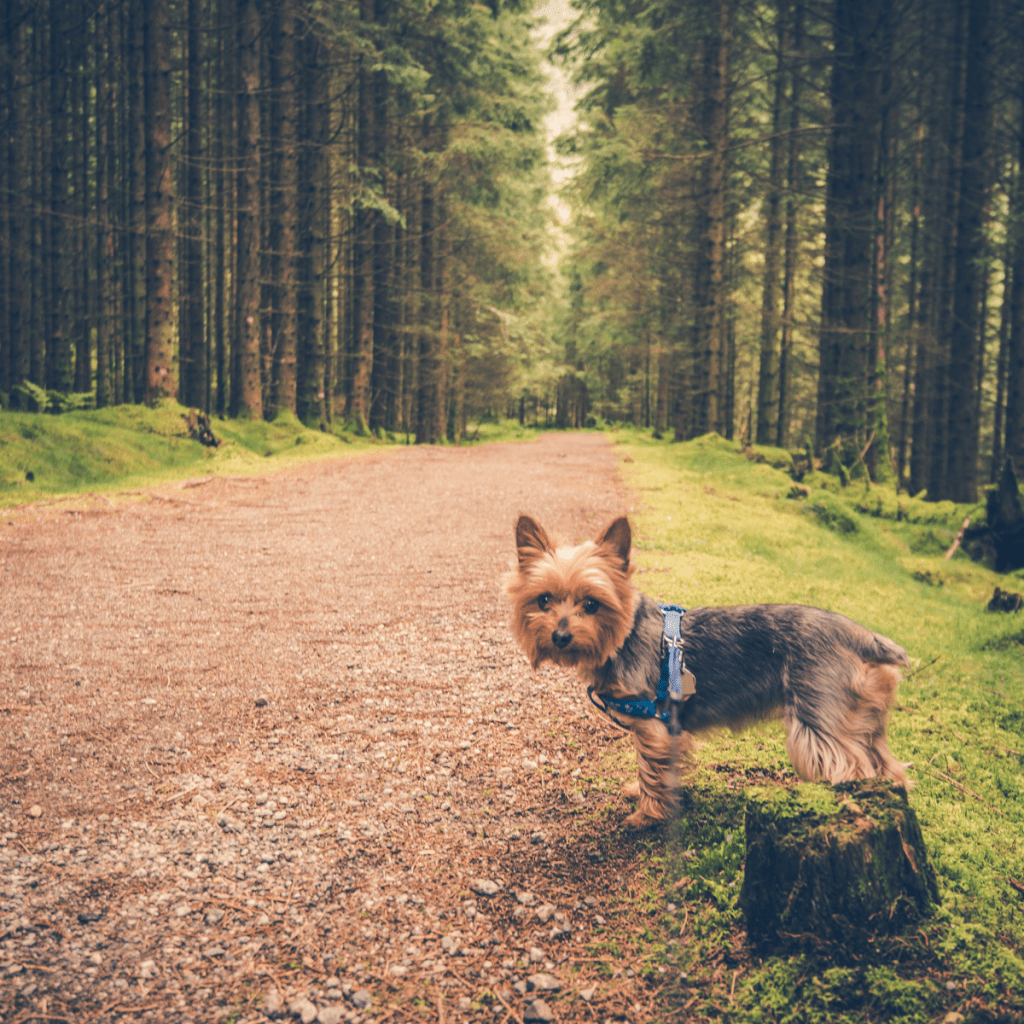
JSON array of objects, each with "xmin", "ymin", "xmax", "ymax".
[
  {"xmin": 0, "ymin": 405, "xmax": 542, "ymax": 509},
  {"xmin": 600, "ymin": 427, "xmax": 1024, "ymax": 1023}
]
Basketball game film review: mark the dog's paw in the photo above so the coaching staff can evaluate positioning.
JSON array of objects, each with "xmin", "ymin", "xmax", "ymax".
[
  {"xmin": 622, "ymin": 809, "xmax": 664, "ymax": 831},
  {"xmin": 620, "ymin": 780, "xmax": 641, "ymax": 800}
]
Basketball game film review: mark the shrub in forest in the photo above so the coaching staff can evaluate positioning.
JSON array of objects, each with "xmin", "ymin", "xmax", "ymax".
[{"xmin": 806, "ymin": 492, "xmax": 860, "ymax": 534}]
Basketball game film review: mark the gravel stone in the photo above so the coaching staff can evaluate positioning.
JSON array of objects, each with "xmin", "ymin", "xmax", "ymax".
[
  {"xmin": 349, "ymin": 989, "xmax": 372, "ymax": 1010},
  {"xmin": 526, "ymin": 973, "xmax": 562, "ymax": 992},
  {"xmin": 289, "ymin": 997, "xmax": 318, "ymax": 1023},
  {"xmin": 264, "ymin": 987, "xmax": 285, "ymax": 1019},
  {"xmin": 470, "ymin": 878, "xmax": 502, "ymax": 896},
  {"xmin": 523, "ymin": 998, "xmax": 555, "ymax": 1022},
  {"xmin": 317, "ymin": 1008, "xmax": 345, "ymax": 1024}
]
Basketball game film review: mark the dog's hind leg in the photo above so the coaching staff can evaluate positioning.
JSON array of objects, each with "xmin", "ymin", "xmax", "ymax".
[
  {"xmin": 622, "ymin": 718, "xmax": 682, "ymax": 829},
  {"xmin": 784, "ymin": 661, "xmax": 910, "ymax": 787}
]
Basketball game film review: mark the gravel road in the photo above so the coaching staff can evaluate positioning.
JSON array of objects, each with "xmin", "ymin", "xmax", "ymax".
[{"xmin": 0, "ymin": 433, "xmax": 671, "ymax": 1024}]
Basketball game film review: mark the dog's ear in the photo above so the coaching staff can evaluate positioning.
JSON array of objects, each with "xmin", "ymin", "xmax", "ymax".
[
  {"xmin": 596, "ymin": 517, "xmax": 632, "ymax": 569},
  {"xmin": 515, "ymin": 515, "xmax": 553, "ymax": 565}
]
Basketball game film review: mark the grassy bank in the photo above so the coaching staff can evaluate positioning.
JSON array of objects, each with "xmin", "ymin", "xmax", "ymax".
[
  {"xmin": 587, "ymin": 428, "xmax": 1024, "ymax": 1023},
  {"xmin": 0, "ymin": 403, "xmax": 546, "ymax": 510}
]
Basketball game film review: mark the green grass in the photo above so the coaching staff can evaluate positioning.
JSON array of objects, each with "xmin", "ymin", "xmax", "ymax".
[
  {"xmin": 0, "ymin": 404, "xmax": 543, "ymax": 509},
  {"xmin": 599, "ymin": 427, "xmax": 1024, "ymax": 1023}
]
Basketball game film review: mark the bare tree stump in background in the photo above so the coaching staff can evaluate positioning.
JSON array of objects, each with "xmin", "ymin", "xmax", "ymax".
[{"xmin": 740, "ymin": 780, "xmax": 939, "ymax": 956}]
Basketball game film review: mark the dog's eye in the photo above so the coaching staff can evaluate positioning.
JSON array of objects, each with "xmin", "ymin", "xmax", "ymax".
[
  {"xmin": 537, "ymin": 594, "xmax": 552, "ymax": 611},
  {"xmin": 583, "ymin": 598, "xmax": 600, "ymax": 615}
]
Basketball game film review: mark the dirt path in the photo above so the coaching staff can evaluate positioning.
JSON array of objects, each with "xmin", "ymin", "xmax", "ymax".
[{"xmin": 0, "ymin": 434, "xmax": 665, "ymax": 1024}]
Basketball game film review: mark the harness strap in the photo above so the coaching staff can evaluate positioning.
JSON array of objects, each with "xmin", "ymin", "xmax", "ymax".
[
  {"xmin": 586, "ymin": 686, "xmax": 655, "ymax": 729},
  {"xmin": 588, "ymin": 603, "xmax": 696, "ymax": 734}
]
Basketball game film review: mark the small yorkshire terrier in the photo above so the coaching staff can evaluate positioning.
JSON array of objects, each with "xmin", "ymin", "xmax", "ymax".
[{"xmin": 506, "ymin": 515, "xmax": 910, "ymax": 829}]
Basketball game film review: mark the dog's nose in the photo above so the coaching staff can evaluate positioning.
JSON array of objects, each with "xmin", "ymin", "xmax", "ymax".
[{"xmin": 552, "ymin": 629, "xmax": 573, "ymax": 649}]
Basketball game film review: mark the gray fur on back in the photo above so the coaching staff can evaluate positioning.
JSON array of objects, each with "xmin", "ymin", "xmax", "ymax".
[{"xmin": 590, "ymin": 595, "xmax": 908, "ymax": 733}]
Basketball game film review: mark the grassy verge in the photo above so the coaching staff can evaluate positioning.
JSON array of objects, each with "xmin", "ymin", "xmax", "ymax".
[
  {"xmin": 594, "ymin": 428, "xmax": 1024, "ymax": 1023},
  {"xmin": 0, "ymin": 404, "xmax": 547, "ymax": 511}
]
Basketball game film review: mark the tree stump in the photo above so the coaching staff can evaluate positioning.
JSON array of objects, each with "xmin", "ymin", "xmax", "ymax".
[
  {"xmin": 740, "ymin": 780, "xmax": 939, "ymax": 956},
  {"xmin": 988, "ymin": 459, "xmax": 1024, "ymax": 573}
]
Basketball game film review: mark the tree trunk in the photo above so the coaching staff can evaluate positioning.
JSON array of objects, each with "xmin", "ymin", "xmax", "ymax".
[
  {"xmin": 926, "ymin": 0, "xmax": 967, "ymax": 499},
  {"xmin": 29, "ymin": 1, "xmax": 46, "ymax": 390},
  {"xmin": 369, "ymin": 0, "xmax": 394, "ymax": 434},
  {"xmin": 269, "ymin": 2, "xmax": 298, "ymax": 418},
  {"xmin": 817, "ymin": 0, "xmax": 884, "ymax": 460},
  {"xmin": 48, "ymin": 0, "xmax": 71, "ymax": 392},
  {"xmin": 142, "ymin": 0, "xmax": 176, "ymax": 403},
  {"xmin": 992, "ymin": 260, "xmax": 1012, "ymax": 482},
  {"xmin": 897, "ymin": 114, "xmax": 924, "ymax": 491},
  {"xmin": 756, "ymin": 0, "xmax": 787, "ymax": 445},
  {"xmin": 184, "ymin": 0, "xmax": 206, "ymax": 409},
  {"xmin": 214, "ymin": 33, "xmax": 227, "ymax": 417},
  {"xmin": 416, "ymin": 115, "xmax": 438, "ymax": 444},
  {"xmin": 943, "ymin": 0, "xmax": 992, "ymax": 503},
  {"xmin": 776, "ymin": 0, "xmax": 803, "ymax": 449},
  {"xmin": 7, "ymin": 0, "xmax": 30, "ymax": 395},
  {"xmin": 694, "ymin": 0, "xmax": 732, "ymax": 437},
  {"xmin": 234, "ymin": 0, "xmax": 263, "ymax": 419},
  {"xmin": 351, "ymin": 0, "xmax": 377, "ymax": 432},
  {"xmin": 95, "ymin": 13, "xmax": 110, "ymax": 409},
  {"xmin": 298, "ymin": 25, "xmax": 329, "ymax": 427},
  {"xmin": 865, "ymin": 19, "xmax": 896, "ymax": 484}
]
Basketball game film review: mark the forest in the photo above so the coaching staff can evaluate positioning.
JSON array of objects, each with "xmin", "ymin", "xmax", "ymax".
[{"xmin": 1, "ymin": 0, "xmax": 1024, "ymax": 503}]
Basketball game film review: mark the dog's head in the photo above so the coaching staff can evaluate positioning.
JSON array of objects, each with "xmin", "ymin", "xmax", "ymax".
[{"xmin": 504, "ymin": 515, "xmax": 638, "ymax": 669}]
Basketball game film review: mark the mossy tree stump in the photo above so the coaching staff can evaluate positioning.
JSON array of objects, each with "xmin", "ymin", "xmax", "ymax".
[{"xmin": 740, "ymin": 780, "xmax": 939, "ymax": 956}]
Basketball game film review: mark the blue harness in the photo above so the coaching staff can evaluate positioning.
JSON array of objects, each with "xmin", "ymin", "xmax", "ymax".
[{"xmin": 587, "ymin": 603, "xmax": 695, "ymax": 736}]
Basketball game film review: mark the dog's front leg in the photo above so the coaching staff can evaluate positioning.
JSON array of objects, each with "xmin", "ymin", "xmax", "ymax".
[{"xmin": 623, "ymin": 717, "xmax": 680, "ymax": 829}]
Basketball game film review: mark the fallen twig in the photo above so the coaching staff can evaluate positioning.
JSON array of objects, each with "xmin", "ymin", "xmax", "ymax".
[
  {"xmin": 903, "ymin": 656, "xmax": 940, "ymax": 681},
  {"xmin": 491, "ymin": 986, "xmax": 524, "ymax": 1024},
  {"xmin": 157, "ymin": 783, "xmax": 203, "ymax": 804},
  {"xmin": 729, "ymin": 967, "xmax": 745, "ymax": 1002},
  {"xmin": 1009, "ymin": 877, "xmax": 1024, "ymax": 897},
  {"xmin": 917, "ymin": 767, "xmax": 1008, "ymax": 818},
  {"xmin": 944, "ymin": 516, "xmax": 970, "ymax": 560}
]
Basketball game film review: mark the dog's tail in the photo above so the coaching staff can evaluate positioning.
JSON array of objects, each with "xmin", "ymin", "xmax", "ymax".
[{"xmin": 863, "ymin": 632, "xmax": 910, "ymax": 668}]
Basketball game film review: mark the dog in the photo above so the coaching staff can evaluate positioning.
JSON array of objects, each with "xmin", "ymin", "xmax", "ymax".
[{"xmin": 505, "ymin": 514, "xmax": 910, "ymax": 829}]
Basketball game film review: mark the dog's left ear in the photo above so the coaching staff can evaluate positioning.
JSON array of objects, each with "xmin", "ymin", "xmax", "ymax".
[{"xmin": 596, "ymin": 517, "xmax": 632, "ymax": 569}]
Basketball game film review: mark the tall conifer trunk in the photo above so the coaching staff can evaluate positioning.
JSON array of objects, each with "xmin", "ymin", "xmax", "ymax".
[
  {"xmin": 269, "ymin": 2, "xmax": 298, "ymax": 417},
  {"xmin": 351, "ymin": 0, "xmax": 377, "ymax": 432},
  {"xmin": 1004, "ymin": 96, "xmax": 1024, "ymax": 475},
  {"xmin": 925, "ymin": 0, "xmax": 967, "ymax": 499},
  {"xmin": 816, "ymin": 0, "xmax": 883, "ymax": 459},
  {"xmin": 776, "ymin": 0, "xmax": 802, "ymax": 449},
  {"xmin": 7, "ymin": 0, "xmax": 29, "ymax": 396},
  {"xmin": 234, "ymin": 0, "xmax": 263, "ymax": 419},
  {"xmin": 298, "ymin": 26, "xmax": 329, "ymax": 427},
  {"xmin": 756, "ymin": 0, "xmax": 787, "ymax": 445},
  {"xmin": 143, "ymin": 0, "xmax": 176, "ymax": 403},
  {"xmin": 694, "ymin": 0, "xmax": 732, "ymax": 436},
  {"xmin": 369, "ymin": 0, "xmax": 394, "ymax": 434},
  {"xmin": 944, "ymin": 0, "xmax": 992, "ymax": 502},
  {"xmin": 185, "ymin": 0, "xmax": 206, "ymax": 410},
  {"xmin": 48, "ymin": 0, "xmax": 70, "ymax": 392}
]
